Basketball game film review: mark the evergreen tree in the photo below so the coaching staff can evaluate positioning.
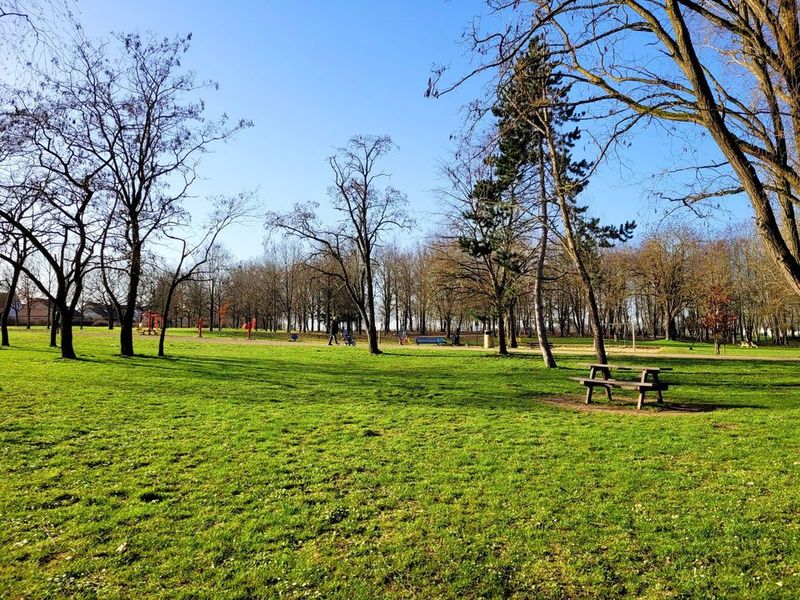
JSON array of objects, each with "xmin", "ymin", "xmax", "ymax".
[{"xmin": 509, "ymin": 38, "xmax": 634, "ymax": 364}]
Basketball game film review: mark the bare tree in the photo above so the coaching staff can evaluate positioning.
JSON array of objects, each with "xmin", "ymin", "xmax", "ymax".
[
  {"xmin": 205, "ymin": 245, "xmax": 232, "ymax": 332},
  {"xmin": 155, "ymin": 192, "xmax": 255, "ymax": 357},
  {"xmin": 0, "ymin": 168, "xmax": 101, "ymax": 359},
  {"xmin": 53, "ymin": 32, "xmax": 252, "ymax": 356},
  {"xmin": 634, "ymin": 228, "xmax": 699, "ymax": 341},
  {"xmin": 0, "ymin": 236, "xmax": 25, "ymax": 346},
  {"xmin": 270, "ymin": 135, "xmax": 411, "ymax": 354}
]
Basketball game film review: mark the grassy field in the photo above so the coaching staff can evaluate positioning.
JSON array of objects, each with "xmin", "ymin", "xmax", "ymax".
[{"xmin": 2, "ymin": 328, "xmax": 800, "ymax": 598}]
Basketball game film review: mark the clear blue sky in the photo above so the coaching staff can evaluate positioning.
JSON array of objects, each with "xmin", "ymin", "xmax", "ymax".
[{"xmin": 77, "ymin": 0, "xmax": 753, "ymax": 260}]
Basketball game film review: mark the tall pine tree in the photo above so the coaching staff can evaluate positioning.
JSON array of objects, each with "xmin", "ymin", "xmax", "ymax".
[{"xmin": 506, "ymin": 38, "xmax": 634, "ymax": 364}]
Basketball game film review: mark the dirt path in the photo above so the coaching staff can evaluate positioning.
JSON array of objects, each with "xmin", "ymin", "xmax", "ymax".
[
  {"xmin": 537, "ymin": 348, "xmax": 800, "ymax": 362},
  {"xmin": 161, "ymin": 332, "xmax": 800, "ymax": 361}
]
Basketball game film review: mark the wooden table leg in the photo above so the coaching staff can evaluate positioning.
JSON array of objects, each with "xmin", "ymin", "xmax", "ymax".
[
  {"xmin": 653, "ymin": 372, "xmax": 663, "ymax": 403},
  {"xmin": 599, "ymin": 367, "xmax": 612, "ymax": 400},
  {"xmin": 585, "ymin": 367, "xmax": 597, "ymax": 404},
  {"xmin": 638, "ymin": 370, "xmax": 649, "ymax": 409}
]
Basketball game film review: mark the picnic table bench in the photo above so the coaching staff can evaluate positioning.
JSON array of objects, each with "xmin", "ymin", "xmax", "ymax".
[
  {"xmin": 569, "ymin": 363, "xmax": 673, "ymax": 409},
  {"xmin": 415, "ymin": 336, "xmax": 447, "ymax": 345}
]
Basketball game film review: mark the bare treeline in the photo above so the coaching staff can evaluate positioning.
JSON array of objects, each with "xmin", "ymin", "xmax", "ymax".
[
  {"xmin": 0, "ymin": 6, "xmax": 251, "ymax": 358},
  {"xmin": 126, "ymin": 223, "xmax": 797, "ymax": 355},
  {"xmin": 4, "ymin": 1, "xmax": 800, "ymax": 364}
]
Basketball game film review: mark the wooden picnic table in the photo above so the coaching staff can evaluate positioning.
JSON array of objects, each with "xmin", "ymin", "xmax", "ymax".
[{"xmin": 570, "ymin": 363, "xmax": 673, "ymax": 409}]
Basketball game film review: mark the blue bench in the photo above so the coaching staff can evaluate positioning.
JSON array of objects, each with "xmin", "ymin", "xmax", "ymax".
[{"xmin": 415, "ymin": 336, "xmax": 447, "ymax": 345}]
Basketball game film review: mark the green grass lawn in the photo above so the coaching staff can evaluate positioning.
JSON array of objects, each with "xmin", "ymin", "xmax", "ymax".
[
  {"xmin": 191, "ymin": 326, "xmax": 800, "ymax": 358},
  {"xmin": 2, "ymin": 328, "xmax": 800, "ymax": 598}
]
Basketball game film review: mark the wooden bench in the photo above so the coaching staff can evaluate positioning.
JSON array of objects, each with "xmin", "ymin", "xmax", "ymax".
[
  {"xmin": 570, "ymin": 363, "xmax": 672, "ymax": 409},
  {"xmin": 528, "ymin": 341, "xmax": 553, "ymax": 349},
  {"xmin": 415, "ymin": 336, "xmax": 447, "ymax": 345}
]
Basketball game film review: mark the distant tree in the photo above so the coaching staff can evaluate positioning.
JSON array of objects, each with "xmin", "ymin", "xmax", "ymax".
[
  {"xmin": 205, "ymin": 245, "xmax": 232, "ymax": 332},
  {"xmin": 270, "ymin": 135, "xmax": 412, "ymax": 354},
  {"xmin": 699, "ymin": 285, "xmax": 737, "ymax": 355},
  {"xmin": 635, "ymin": 228, "xmax": 698, "ymax": 341},
  {"xmin": 156, "ymin": 193, "xmax": 254, "ymax": 357},
  {"xmin": 16, "ymin": 268, "xmax": 37, "ymax": 329},
  {"xmin": 0, "ymin": 237, "xmax": 25, "ymax": 346},
  {"xmin": 375, "ymin": 244, "xmax": 399, "ymax": 334}
]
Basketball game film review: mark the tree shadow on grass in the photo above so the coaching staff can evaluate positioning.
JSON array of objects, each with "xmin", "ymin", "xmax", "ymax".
[
  {"xmin": 100, "ymin": 352, "xmax": 556, "ymax": 414},
  {"xmin": 654, "ymin": 402, "xmax": 766, "ymax": 413},
  {"xmin": 78, "ymin": 350, "xmax": 796, "ymax": 415},
  {"xmin": 541, "ymin": 396, "xmax": 767, "ymax": 414}
]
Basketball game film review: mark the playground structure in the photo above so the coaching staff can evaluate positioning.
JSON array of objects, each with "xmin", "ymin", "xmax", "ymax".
[
  {"xmin": 242, "ymin": 318, "xmax": 257, "ymax": 340},
  {"xmin": 138, "ymin": 311, "xmax": 163, "ymax": 335}
]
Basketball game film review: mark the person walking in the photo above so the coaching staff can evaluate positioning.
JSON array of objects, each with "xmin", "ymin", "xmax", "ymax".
[{"xmin": 328, "ymin": 316, "xmax": 340, "ymax": 345}]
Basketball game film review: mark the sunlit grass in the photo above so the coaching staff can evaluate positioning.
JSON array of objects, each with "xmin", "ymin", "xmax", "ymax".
[{"xmin": 1, "ymin": 328, "xmax": 799, "ymax": 598}]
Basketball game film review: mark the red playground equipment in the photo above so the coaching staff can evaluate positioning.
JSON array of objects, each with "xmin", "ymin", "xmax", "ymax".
[
  {"xmin": 138, "ymin": 311, "xmax": 162, "ymax": 335},
  {"xmin": 242, "ymin": 318, "xmax": 256, "ymax": 340}
]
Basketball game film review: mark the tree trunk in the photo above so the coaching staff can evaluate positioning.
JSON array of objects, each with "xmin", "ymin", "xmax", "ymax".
[
  {"xmin": 534, "ymin": 148, "xmax": 556, "ymax": 367},
  {"xmin": 497, "ymin": 298, "xmax": 508, "ymax": 355},
  {"xmin": 209, "ymin": 281, "xmax": 215, "ymax": 332},
  {"xmin": 585, "ymin": 287, "xmax": 607, "ymax": 364},
  {"xmin": 544, "ymin": 123, "xmax": 607, "ymax": 364},
  {"xmin": 383, "ymin": 284, "xmax": 391, "ymax": 333},
  {"xmin": 119, "ymin": 239, "xmax": 142, "ymax": 357},
  {"xmin": 59, "ymin": 307, "xmax": 77, "ymax": 360},
  {"xmin": 50, "ymin": 309, "xmax": 60, "ymax": 348},
  {"xmin": 664, "ymin": 311, "xmax": 677, "ymax": 341},
  {"xmin": 1, "ymin": 262, "xmax": 21, "ymax": 347},
  {"xmin": 509, "ymin": 301, "xmax": 518, "ymax": 349},
  {"xmin": 365, "ymin": 262, "xmax": 381, "ymax": 355},
  {"xmin": 534, "ymin": 272, "xmax": 556, "ymax": 367},
  {"xmin": 158, "ymin": 284, "xmax": 179, "ymax": 357}
]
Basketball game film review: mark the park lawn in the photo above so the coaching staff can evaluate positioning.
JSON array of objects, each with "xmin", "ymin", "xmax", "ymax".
[
  {"xmin": 157, "ymin": 324, "xmax": 800, "ymax": 358},
  {"xmin": 1, "ymin": 329, "xmax": 799, "ymax": 598}
]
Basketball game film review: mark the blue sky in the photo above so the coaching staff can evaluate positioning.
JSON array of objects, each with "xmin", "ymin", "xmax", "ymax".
[{"xmin": 77, "ymin": 0, "xmax": 753, "ymax": 260}]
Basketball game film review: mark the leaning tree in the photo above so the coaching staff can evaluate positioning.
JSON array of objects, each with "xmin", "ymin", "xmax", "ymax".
[{"xmin": 155, "ymin": 192, "xmax": 255, "ymax": 357}]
